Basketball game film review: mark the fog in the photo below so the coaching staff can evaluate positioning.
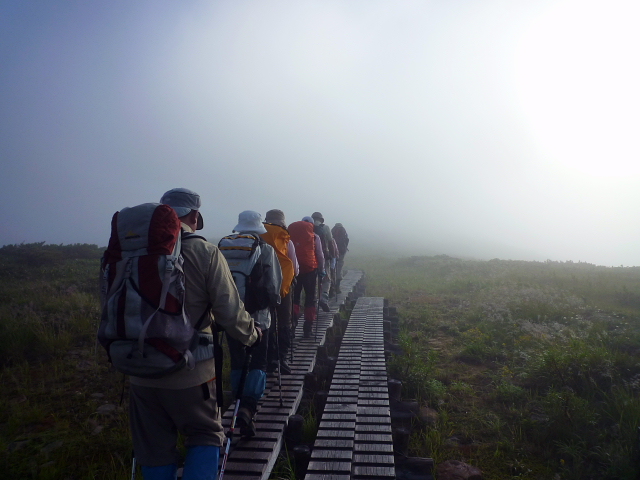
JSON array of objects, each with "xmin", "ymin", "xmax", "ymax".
[{"xmin": 2, "ymin": 1, "xmax": 639, "ymax": 266}]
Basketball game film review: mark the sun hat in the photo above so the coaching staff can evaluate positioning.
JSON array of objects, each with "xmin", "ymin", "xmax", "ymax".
[
  {"xmin": 265, "ymin": 209, "xmax": 286, "ymax": 228},
  {"xmin": 160, "ymin": 188, "xmax": 204, "ymax": 230},
  {"xmin": 234, "ymin": 210, "xmax": 267, "ymax": 234},
  {"xmin": 311, "ymin": 212, "xmax": 324, "ymax": 223}
]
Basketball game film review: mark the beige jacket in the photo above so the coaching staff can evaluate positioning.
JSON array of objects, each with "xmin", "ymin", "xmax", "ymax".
[{"xmin": 130, "ymin": 224, "xmax": 257, "ymax": 389}]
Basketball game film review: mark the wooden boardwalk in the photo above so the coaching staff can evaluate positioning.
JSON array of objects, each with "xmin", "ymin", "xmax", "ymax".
[
  {"xmin": 304, "ymin": 297, "xmax": 395, "ymax": 480},
  {"xmin": 219, "ymin": 270, "xmax": 364, "ymax": 480}
]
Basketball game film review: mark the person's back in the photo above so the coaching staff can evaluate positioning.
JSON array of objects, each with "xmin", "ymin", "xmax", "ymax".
[
  {"xmin": 221, "ymin": 210, "xmax": 282, "ymax": 437},
  {"xmin": 331, "ymin": 223, "xmax": 349, "ymax": 293},
  {"xmin": 119, "ymin": 188, "xmax": 258, "ymax": 480},
  {"xmin": 311, "ymin": 212, "xmax": 334, "ymax": 311},
  {"xmin": 289, "ymin": 220, "xmax": 318, "ymax": 274},
  {"xmin": 261, "ymin": 209, "xmax": 298, "ymax": 374},
  {"xmin": 289, "ymin": 218, "xmax": 324, "ymax": 337}
]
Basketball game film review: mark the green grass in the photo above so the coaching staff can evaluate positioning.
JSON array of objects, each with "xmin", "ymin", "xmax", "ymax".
[
  {"xmin": 0, "ymin": 243, "xmax": 134, "ymax": 479},
  {"xmin": 3, "ymin": 245, "xmax": 640, "ymax": 479},
  {"xmin": 348, "ymin": 254, "xmax": 640, "ymax": 480}
]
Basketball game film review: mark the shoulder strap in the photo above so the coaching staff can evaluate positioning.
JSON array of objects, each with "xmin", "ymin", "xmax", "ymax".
[
  {"xmin": 194, "ymin": 302, "xmax": 224, "ymax": 410},
  {"xmin": 194, "ymin": 303, "xmax": 212, "ymax": 331},
  {"xmin": 182, "ymin": 231, "xmax": 207, "ymax": 242},
  {"xmin": 214, "ymin": 330, "xmax": 223, "ymax": 410}
]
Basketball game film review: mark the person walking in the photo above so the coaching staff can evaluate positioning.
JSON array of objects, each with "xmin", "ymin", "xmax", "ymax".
[
  {"xmin": 219, "ymin": 210, "xmax": 282, "ymax": 437},
  {"xmin": 289, "ymin": 217, "xmax": 324, "ymax": 338},
  {"xmin": 311, "ymin": 212, "xmax": 336, "ymax": 312},
  {"xmin": 127, "ymin": 188, "xmax": 260, "ymax": 480},
  {"xmin": 261, "ymin": 209, "xmax": 298, "ymax": 375},
  {"xmin": 331, "ymin": 223, "xmax": 349, "ymax": 294}
]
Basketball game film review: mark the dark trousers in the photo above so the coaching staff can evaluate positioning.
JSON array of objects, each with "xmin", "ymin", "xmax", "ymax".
[
  {"xmin": 268, "ymin": 290, "xmax": 292, "ymax": 364},
  {"xmin": 293, "ymin": 270, "xmax": 317, "ymax": 307}
]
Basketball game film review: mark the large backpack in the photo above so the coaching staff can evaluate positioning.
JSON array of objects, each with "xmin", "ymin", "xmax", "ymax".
[
  {"xmin": 97, "ymin": 203, "xmax": 215, "ymax": 379},
  {"xmin": 218, "ymin": 234, "xmax": 270, "ymax": 314},
  {"xmin": 331, "ymin": 224, "xmax": 349, "ymax": 255},
  {"xmin": 261, "ymin": 223, "xmax": 294, "ymax": 297},
  {"xmin": 288, "ymin": 221, "xmax": 317, "ymax": 274}
]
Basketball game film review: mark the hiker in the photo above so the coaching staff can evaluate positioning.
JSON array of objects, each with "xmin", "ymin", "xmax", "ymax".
[
  {"xmin": 311, "ymin": 212, "xmax": 336, "ymax": 312},
  {"xmin": 127, "ymin": 188, "xmax": 260, "ymax": 480},
  {"xmin": 219, "ymin": 210, "xmax": 282, "ymax": 437},
  {"xmin": 261, "ymin": 209, "xmax": 298, "ymax": 375},
  {"xmin": 331, "ymin": 223, "xmax": 349, "ymax": 294},
  {"xmin": 289, "ymin": 216, "xmax": 325, "ymax": 337}
]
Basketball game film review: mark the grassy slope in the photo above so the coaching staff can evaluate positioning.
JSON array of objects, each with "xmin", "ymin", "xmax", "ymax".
[
  {"xmin": 0, "ymin": 244, "xmax": 130, "ymax": 480},
  {"xmin": 3, "ymin": 245, "xmax": 640, "ymax": 479},
  {"xmin": 348, "ymin": 254, "xmax": 640, "ymax": 480}
]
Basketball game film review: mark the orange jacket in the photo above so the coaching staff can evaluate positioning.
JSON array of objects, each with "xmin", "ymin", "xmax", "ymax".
[{"xmin": 261, "ymin": 223, "xmax": 295, "ymax": 297}]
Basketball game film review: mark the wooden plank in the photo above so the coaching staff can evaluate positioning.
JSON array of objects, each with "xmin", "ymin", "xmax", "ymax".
[
  {"xmin": 307, "ymin": 461, "xmax": 351, "ymax": 472},
  {"xmin": 227, "ymin": 450, "xmax": 274, "ymax": 461},
  {"xmin": 356, "ymin": 416, "xmax": 391, "ymax": 424},
  {"xmin": 321, "ymin": 413, "xmax": 357, "ymax": 421},
  {"xmin": 232, "ymin": 440, "xmax": 277, "ymax": 451},
  {"xmin": 354, "ymin": 433, "xmax": 393, "ymax": 443},
  {"xmin": 352, "ymin": 466, "xmax": 395, "ymax": 477},
  {"xmin": 311, "ymin": 450, "xmax": 353, "ymax": 460},
  {"xmin": 353, "ymin": 454, "xmax": 394, "ymax": 464},
  {"xmin": 222, "ymin": 462, "xmax": 267, "ymax": 474},
  {"xmin": 354, "ymin": 423, "xmax": 392, "ymax": 432},
  {"xmin": 353, "ymin": 443, "xmax": 394, "ymax": 453},
  {"xmin": 316, "ymin": 429, "xmax": 356, "ymax": 439},
  {"xmin": 305, "ymin": 475, "xmax": 351, "ymax": 480},
  {"xmin": 313, "ymin": 439, "xmax": 354, "ymax": 449},
  {"xmin": 318, "ymin": 421, "xmax": 356, "ymax": 430}
]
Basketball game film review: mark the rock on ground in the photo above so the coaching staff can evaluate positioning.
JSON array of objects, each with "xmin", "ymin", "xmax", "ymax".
[{"xmin": 436, "ymin": 460, "xmax": 482, "ymax": 480}]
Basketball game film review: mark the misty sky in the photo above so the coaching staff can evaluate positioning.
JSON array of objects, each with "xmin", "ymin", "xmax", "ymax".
[{"xmin": 2, "ymin": 1, "xmax": 639, "ymax": 266}]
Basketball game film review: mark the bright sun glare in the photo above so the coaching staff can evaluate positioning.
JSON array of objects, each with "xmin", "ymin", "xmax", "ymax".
[{"xmin": 515, "ymin": 0, "xmax": 640, "ymax": 178}]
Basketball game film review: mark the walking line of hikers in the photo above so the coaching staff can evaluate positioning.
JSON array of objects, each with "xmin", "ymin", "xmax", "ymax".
[{"xmin": 97, "ymin": 188, "xmax": 349, "ymax": 480}]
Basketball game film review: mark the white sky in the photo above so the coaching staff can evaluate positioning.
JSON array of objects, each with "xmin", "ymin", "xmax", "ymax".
[{"xmin": 1, "ymin": 0, "xmax": 639, "ymax": 265}]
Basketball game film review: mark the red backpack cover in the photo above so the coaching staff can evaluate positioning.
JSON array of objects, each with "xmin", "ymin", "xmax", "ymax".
[{"xmin": 288, "ymin": 221, "xmax": 317, "ymax": 274}]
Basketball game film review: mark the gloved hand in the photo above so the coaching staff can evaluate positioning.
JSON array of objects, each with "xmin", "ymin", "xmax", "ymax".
[{"xmin": 318, "ymin": 270, "xmax": 326, "ymax": 279}]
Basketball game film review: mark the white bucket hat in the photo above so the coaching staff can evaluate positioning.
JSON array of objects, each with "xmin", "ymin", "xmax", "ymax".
[{"xmin": 234, "ymin": 210, "xmax": 267, "ymax": 234}]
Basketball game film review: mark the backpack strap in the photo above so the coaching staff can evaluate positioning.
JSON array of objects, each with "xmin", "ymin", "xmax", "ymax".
[
  {"xmin": 195, "ymin": 302, "xmax": 223, "ymax": 410},
  {"xmin": 213, "ymin": 329, "xmax": 224, "ymax": 410},
  {"xmin": 182, "ymin": 231, "xmax": 207, "ymax": 242}
]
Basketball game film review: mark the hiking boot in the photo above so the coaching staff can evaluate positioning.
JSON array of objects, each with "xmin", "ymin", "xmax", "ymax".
[
  {"xmin": 235, "ymin": 406, "xmax": 256, "ymax": 438},
  {"xmin": 319, "ymin": 300, "xmax": 330, "ymax": 312},
  {"xmin": 279, "ymin": 359, "xmax": 292, "ymax": 375},
  {"xmin": 303, "ymin": 320, "xmax": 313, "ymax": 338}
]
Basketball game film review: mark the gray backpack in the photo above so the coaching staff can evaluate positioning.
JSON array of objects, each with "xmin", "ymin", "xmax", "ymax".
[
  {"xmin": 218, "ymin": 233, "xmax": 271, "ymax": 314},
  {"xmin": 98, "ymin": 203, "xmax": 214, "ymax": 378}
]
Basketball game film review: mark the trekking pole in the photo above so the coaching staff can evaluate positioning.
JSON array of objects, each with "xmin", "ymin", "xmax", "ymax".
[
  {"xmin": 130, "ymin": 450, "xmax": 136, "ymax": 480},
  {"xmin": 315, "ymin": 272, "xmax": 321, "ymax": 343},
  {"xmin": 271, "ymin": 307, "xmax": 284, "ymax": 408},
  {"xmin": 219, "ymin": 345, "xmax": 253, "ymax": 480},
  {"xmin": 289, "ymin": 293, "xmax": 295, "ymax": 364},
  {"xmin": 332, "ymin": 264, "xmax": 337, "ymax": 301}
]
